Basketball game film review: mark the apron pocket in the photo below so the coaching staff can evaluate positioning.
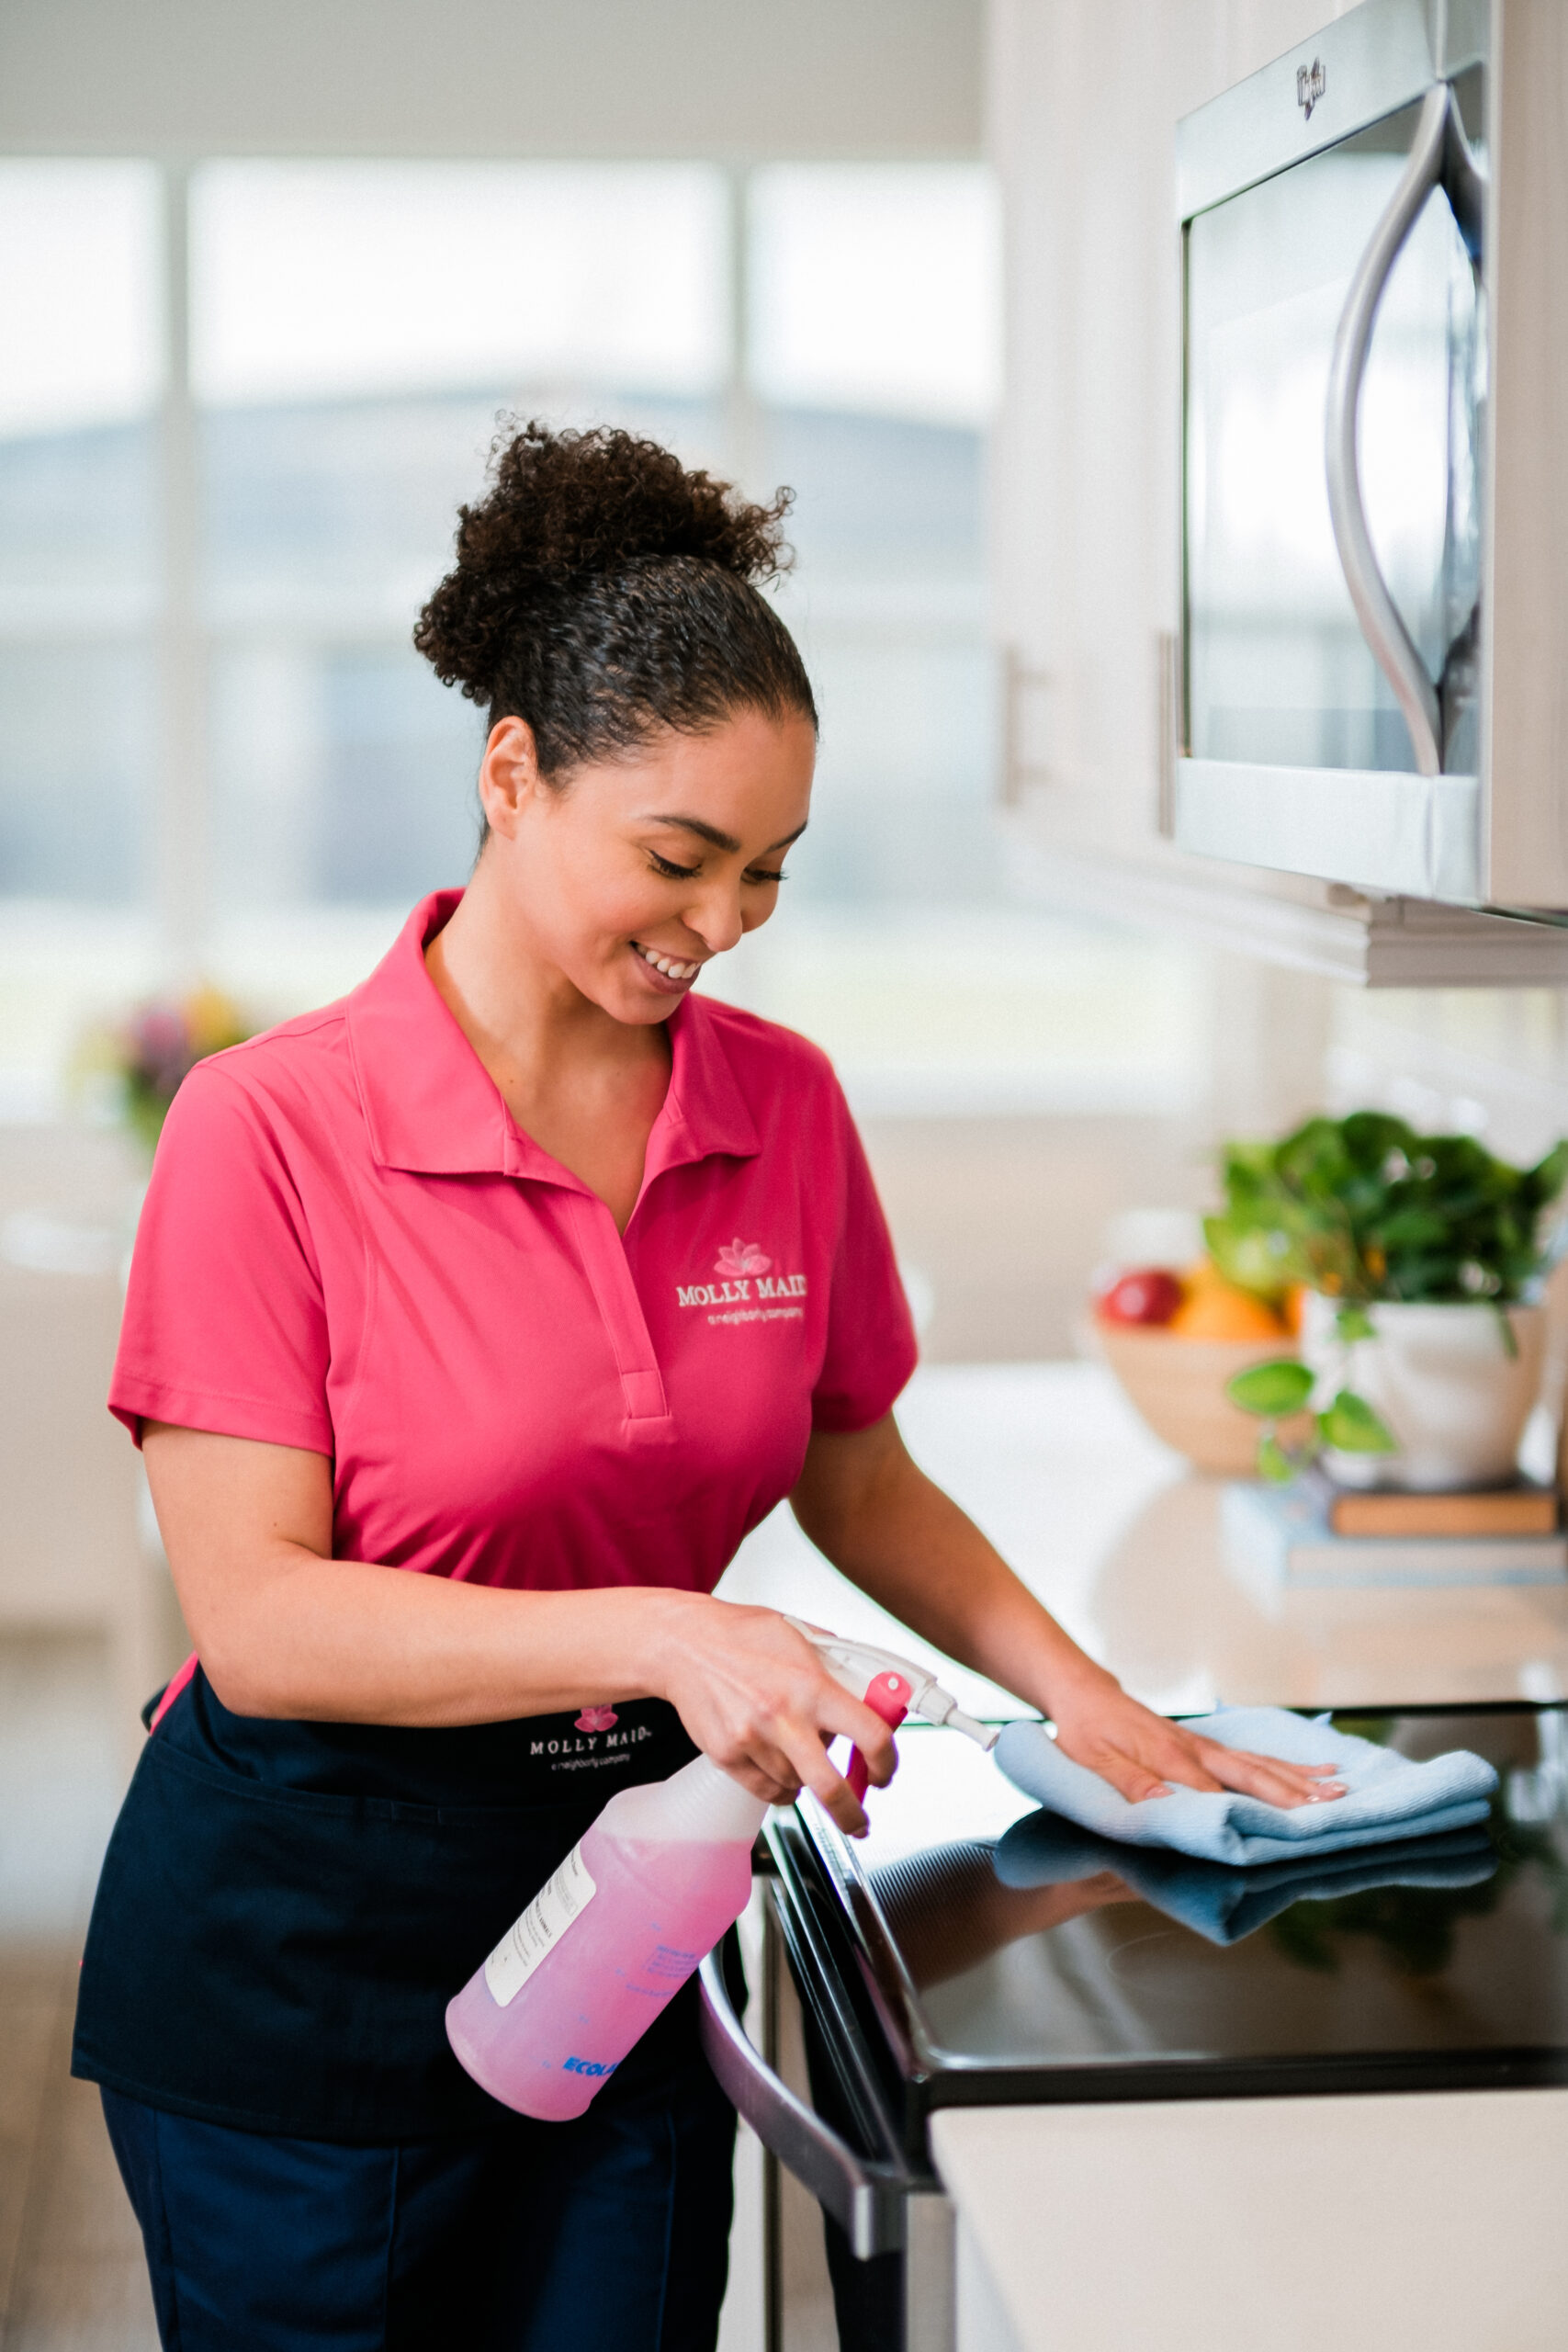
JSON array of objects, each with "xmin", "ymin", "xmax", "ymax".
[{"xmin": 73, "ymin": 1736, "xmax": 625, "ymax": 2140}]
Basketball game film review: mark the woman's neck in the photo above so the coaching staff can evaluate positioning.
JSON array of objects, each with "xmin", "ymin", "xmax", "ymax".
[{"xmin": 423, "ymin": 873, "xmax": 671, "ymax": 1228}]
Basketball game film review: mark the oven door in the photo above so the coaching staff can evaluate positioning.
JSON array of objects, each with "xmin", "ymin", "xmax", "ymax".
[
  {"xmin": 1177, "ymin": 49, "xmax": 1487, "ymax": 900},
  {"xmin": 699, "ymin": 1826, "xmax": 954, "ymax": 2352}
]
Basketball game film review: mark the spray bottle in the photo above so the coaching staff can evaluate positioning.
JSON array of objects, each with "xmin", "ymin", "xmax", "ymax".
[{"xmin": 445, "ymin": 1621, "xmax": 997, "ymax": 2120}]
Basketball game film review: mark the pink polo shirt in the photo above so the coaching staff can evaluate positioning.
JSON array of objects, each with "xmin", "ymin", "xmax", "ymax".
[{"xmin": 111, "ymin": 891, "xmax": 917, "ymax": 1603}]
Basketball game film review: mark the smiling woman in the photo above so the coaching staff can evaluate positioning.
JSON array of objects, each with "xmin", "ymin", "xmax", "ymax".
[
  {"xmin": 423, "ymin": 700, "xmax": 817, "ymax": 1228},
  {"xmin": 412, "ymin": 422, "xmax": 819, "ymax": 1225},
  {"xmin": 78, "ymin": 419, "xmax": 1334, "ymax": 2352}
]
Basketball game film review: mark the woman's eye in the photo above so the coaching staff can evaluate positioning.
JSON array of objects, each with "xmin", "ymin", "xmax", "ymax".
[
  {"xmin": 649, "ymin": 853, "xmax": 700, "ymax": 879},
  {"xmin": 746, "ymin": 869, "xmax": 787, "ymax": 887}
]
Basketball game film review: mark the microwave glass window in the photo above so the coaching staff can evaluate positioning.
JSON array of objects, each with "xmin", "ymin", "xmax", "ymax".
[{"xmin": 1185, "ymin": 96, "xmax": 1483, "ymax": 776}]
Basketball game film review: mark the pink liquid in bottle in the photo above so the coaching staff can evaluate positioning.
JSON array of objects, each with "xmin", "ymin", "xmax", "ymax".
[{"xmin": 446, "ymin": 1754, "xmax": 766, "ymax": 2121}]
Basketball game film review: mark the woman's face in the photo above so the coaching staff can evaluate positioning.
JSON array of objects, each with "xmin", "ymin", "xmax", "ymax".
[{"xmin": 477, "ymin": 706, "xmax": 816, "ymax": 1025}]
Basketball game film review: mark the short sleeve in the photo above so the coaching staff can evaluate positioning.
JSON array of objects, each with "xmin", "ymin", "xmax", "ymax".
[
  {"xmin": 109, "ymin": 1061, "xmax": 334, "ymax": 1454},
  {"xmin": 810, "ymin": 1086, "xmax": 919, "ymax": 1433}
]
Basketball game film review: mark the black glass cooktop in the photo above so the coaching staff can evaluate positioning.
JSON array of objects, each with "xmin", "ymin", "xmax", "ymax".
[{"xmin": 785, "ymin": 1705, "xmax": 1568, "ymax": 2113}]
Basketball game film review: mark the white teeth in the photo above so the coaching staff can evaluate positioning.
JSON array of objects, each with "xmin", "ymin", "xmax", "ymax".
[{"xmin": 634, "ymin": 943, "xmax": 698, "ymax": 981}]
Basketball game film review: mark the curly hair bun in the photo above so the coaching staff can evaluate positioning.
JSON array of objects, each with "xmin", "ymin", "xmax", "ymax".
[{"xmin": 414, "ymin": 421, "xmax": 796, "ymax": 709}]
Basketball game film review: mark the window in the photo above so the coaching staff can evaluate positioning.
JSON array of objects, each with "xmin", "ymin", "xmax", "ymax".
[
  {"xmin": 0, "ymin": 162, "xmax": 161, "ymax": 906},
  {"xmin": 0, "ymin": 154, "xmax": 1199, "ymax": 1128},
  {"xmin": 196, "ymin": 162, "xmax": 732, "ymax": 918}
]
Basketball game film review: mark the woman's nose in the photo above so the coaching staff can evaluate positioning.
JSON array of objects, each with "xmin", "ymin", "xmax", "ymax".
[{"xmin": 684, "ymin": 881, "xmax": 745, "ymax": 956}]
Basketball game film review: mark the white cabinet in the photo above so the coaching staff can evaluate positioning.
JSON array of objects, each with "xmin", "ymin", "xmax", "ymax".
[
  {"xmin": 934, "ymin": 2092, "xmax": 1568, "ymax": 2352},
  {"xmin": 987, "ymin": 0, "xmax": 1568, "ymax": 983}
]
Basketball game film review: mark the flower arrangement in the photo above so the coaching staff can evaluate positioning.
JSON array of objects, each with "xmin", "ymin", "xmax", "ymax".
[
  {"xmin": 1205, "ymin": 1112, "xmax": 1568, "ymax": 1481},
  {"xmin": 93, "ymin": 986, "xmax": 252, "ymax": 1158}
]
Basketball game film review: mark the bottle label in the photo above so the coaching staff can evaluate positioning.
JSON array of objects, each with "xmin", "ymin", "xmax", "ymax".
[{"xmin": 483, "ymin": 1842, "xmax": 597, "ymax": 2008}]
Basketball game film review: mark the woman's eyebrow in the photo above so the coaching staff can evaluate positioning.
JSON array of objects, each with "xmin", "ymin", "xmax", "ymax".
[{"xmin": 640, "ymin": 815, "xmax": 808, "ymax": 854}]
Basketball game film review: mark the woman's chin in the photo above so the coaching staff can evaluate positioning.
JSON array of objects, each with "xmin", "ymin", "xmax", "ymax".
[{"xmin": 596, "ymin": 973, "xmax": 691, "ymax": 1025}]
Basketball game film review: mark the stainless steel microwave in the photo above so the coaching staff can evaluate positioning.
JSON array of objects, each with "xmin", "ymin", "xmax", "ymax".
[{"xmin": 1174, "ymin": 0, "xmax": 1568, "ymax": 912}]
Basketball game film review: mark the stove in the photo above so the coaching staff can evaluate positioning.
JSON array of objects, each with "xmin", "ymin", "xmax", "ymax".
[{"xmin": 700, "ymin": 1702, "xmax": 1568, "ymax": 2350}]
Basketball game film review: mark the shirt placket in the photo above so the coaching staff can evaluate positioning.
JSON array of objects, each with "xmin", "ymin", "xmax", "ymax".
[{"xmin": 563, "ymin": 1193, "xmax": 676, "ymax": 1446}]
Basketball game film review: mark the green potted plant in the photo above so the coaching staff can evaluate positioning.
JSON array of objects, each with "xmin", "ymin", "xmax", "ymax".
[{"xmin": 1205, "ymin": 1112, "xmax": 1568, "ymax": 1489}]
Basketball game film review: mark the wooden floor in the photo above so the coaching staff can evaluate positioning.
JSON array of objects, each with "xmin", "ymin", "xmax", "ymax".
[
  {"xmin": 0, "ymin": 1944, "xmax": 157, "ymax": 2351},
  {"xmin": 0, "ymin": 1637, "xmax": 157, "ymax": 2351}
]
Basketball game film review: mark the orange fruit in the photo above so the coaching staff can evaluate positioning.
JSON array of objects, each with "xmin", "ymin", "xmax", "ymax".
[{"xmin": 1167, "ymin": 1260, "xmax": 1290, "ymax": 1341}]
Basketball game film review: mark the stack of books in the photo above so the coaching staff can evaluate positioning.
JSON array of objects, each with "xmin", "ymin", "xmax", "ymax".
[{"xmin": 1222, "ymin": 1470, "xmax": 1567, "ymax": 1595}]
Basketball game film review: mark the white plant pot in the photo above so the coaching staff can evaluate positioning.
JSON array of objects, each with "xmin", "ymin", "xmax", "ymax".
[{"xmin": 1299, "ymin": 1293, "xmax": 1546, "ymax": 1491}]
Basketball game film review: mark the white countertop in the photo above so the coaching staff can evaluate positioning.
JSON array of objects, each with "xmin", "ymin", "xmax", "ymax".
[{"xmin": 716, "ymin": 1359, "xmax": 1568, "ymax": 1717}]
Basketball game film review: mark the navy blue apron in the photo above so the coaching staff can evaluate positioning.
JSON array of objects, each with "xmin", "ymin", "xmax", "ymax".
[{"xmin": 72, "ymin": 1669, "xmax": 701, "ymax": 2143}]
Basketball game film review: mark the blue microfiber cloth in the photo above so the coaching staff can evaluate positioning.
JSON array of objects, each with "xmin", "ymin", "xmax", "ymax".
[
  {"xmin": 991, "ymin": 1705, "xmax": 1498, "ymax": 1868},
  {"xmin": 992, "ymin": 1808, "xmax": 1497, "ymax": 1946}
]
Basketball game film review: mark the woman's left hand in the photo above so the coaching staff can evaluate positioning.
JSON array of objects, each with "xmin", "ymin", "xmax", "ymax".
[{"xmin": 1047, "ymin": 1666, "xmax": 1345, "ymax": 1808}]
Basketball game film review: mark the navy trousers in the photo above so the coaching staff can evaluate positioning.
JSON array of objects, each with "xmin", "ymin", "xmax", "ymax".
[{"xmin": 102, "ymin": 2064, "xmax": 737, "ymax": 2352}]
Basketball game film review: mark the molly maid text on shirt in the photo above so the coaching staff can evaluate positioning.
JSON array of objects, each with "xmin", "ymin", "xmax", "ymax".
[{"xmin": 676, "ymin": 1237, "xmax": 808, "ymax": 1312}]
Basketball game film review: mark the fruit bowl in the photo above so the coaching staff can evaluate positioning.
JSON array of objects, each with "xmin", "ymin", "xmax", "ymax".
[{"xmin": 1094, "ymin": 1322, "xmax": 1309, "ymax": 1475}]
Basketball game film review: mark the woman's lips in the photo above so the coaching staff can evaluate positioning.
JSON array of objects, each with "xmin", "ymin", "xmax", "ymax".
[{"xmin": 630, "ymin": 940, "xmax": 701, "ymax": 994}]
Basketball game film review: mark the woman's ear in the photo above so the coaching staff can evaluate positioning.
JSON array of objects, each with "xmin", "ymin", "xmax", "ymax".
[{"xmin": 478, "ymin": 718, "xmax": 545, "ymax": 841}]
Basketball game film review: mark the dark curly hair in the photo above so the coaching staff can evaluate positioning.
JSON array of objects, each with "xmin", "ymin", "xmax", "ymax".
[{"xmin": 413, "ymin": 421, "xmax": 818, "ymax": 800}]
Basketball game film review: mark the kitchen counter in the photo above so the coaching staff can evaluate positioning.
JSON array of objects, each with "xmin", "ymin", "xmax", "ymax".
[
  {"xmin": 715, "ymin": 1362, "xmax": 1568, "ymax": 2352},
  {"xmin": 716, "ymin": 1359, "xmax": 1568, "ymax": 1716}
]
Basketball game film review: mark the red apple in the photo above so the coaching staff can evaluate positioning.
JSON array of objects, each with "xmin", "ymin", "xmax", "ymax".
[{"xmin": 1098, "ymin": 1267, "xmax": 1184, "ymax": 1328}]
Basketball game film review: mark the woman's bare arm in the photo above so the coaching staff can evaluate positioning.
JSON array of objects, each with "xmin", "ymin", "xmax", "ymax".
[
  {"xmin": 141, "ymin": 1420, "xmax": 895, "ymax": 1833},
  {"xmin": 789, "ymin": 1413, "xmax": 1343, "ymax": 1811}
]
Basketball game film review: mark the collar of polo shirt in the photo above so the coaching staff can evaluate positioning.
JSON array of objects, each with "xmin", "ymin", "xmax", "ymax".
[{"xmin": 345, "ymin": 891, "xmax": 762, "ymax": 1188}]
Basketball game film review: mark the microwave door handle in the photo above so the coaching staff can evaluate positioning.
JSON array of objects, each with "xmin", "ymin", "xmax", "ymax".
[
  {"xmin": 1325, "ymin": 81, "xmax": 1450, "ymax": 779},
  {"xmin": 1442, "ymin": 100, "xmax": 1486, "ymax": 266}
]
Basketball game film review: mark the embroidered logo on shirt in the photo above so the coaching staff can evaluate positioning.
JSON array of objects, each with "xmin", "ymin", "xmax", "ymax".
[
  {"xmin": 714, "ymin": 1238, "xmax": 772, "ymax": 1278},
  {"xmin": 676, "ymin": 1242, "xmax": 807, "ymax": 1321},
  {"xmin": 575, "ymin": 1706, "xmax": 618, "ymax": 1733}
]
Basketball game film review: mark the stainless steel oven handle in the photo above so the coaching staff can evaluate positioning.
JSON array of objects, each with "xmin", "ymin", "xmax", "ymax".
[
  {"xmin": 1325, "ymin": 81, "xmax": 1456, "ymax": 780},
  {"xmin": 696, "ymin": 1947, "xmax": 905, "ymax": 2260}
]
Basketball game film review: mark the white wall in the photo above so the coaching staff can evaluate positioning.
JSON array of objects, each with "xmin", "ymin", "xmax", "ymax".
[{"xmin": 0, "ymin": 0, "xmax": 981, "ymax": 160}]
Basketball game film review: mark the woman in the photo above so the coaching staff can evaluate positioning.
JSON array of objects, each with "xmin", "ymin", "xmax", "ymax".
[{"xmin": 75, "ymin": 424, "xmax": 1336, "ymax": 2351}]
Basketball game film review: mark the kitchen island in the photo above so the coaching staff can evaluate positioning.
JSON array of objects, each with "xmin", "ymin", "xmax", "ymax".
[{"xmin": 714, "ymin": 1362, "xmax": 1568, "ymax": 2352}]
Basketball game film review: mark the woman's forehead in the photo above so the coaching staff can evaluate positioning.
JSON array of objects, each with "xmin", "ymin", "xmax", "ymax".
[{"xmin": 601, "ymin": 710, "xmax": 815, "ymax": 833}]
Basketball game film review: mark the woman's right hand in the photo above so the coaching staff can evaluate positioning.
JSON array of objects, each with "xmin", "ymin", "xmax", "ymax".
[{"xmin": 649, "ymin": 1596, "xmax": 897, "ymax": 1837}]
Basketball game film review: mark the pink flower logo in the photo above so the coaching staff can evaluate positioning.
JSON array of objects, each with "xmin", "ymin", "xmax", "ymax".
[
  {"xmin": 715, "ymin": 1238, "xmax": 772, "ymax": 1278},
  {"xmin": 576, "ymin": 1706, "xmax": 618, "ymax": 1733}
]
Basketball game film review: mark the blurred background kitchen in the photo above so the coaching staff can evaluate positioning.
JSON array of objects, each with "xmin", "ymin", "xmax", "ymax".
[{"xmin": 6, "ymin": 1, "xmax": 1568, "ymax": 2344}]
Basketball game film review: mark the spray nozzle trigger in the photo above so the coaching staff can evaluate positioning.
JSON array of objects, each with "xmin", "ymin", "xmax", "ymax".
[
  {"xmin": 786, "ymin": 1618, "xmax": 998, "ymax": 1805},
  {"xmin": 846, "ymin": 1669, "xmax": 913, "ymax": 1802}
]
